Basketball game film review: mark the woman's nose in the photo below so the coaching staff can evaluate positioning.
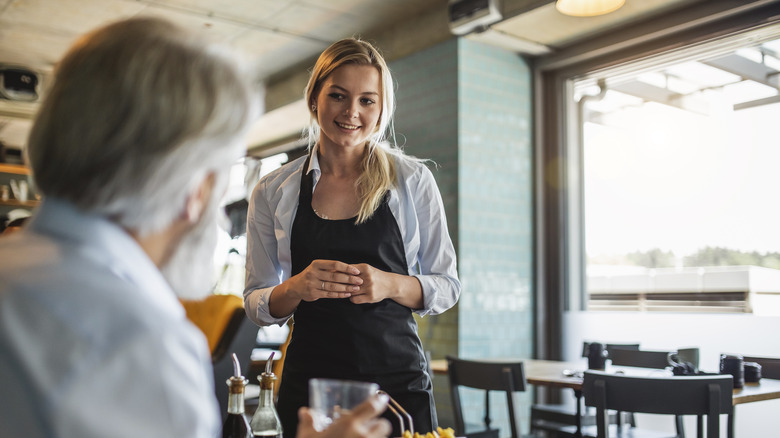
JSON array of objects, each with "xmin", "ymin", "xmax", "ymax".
[{"xmin": 344, "ymin": 102, "xmax": 359, "ymax": 118}]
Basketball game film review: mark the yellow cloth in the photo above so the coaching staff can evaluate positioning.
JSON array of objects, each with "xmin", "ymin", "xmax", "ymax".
[{"xmin": 180, "ymin": 294, "xmax": 244, "ymax": 354}]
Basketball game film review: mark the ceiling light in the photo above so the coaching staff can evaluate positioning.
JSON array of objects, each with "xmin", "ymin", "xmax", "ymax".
[{"xmin": 556, "ymin": 0, "xmax": 626, "ymax": 17}]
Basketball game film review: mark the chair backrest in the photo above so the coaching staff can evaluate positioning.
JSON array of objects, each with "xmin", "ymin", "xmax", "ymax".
[
  {"xmin": 181, "ymin": 294, "xmax": 244, "ymax": 354},
  {"xmin": 446, "ymin": 356, "xmax": 527, "ymax": 438},
  {"xmin": 181, "ymin": 294, "xmax": 260, "ymax": 420},
  {"xmin": 740, "ymin": 355, "xmax": 780, "ymax": 380},
  {"xmin": 608, "ymin": 348, "xmax": 672, "ymax": 369},
  {"xmin": 581, "ymin": 342, "xmax": 640, "ymax": 358},
  {"xmin": 583, "ymin": 371, "xmax": 733, "ymax": 438}
]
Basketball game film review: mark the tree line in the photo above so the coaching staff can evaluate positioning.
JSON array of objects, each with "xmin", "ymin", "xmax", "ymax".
[{"xmin": 620, "ymin": 247, "xmax": 780, "ymax": 269}]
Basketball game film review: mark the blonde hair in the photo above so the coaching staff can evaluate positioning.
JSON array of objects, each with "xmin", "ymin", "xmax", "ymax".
[{"xmin": 305, "ymin": 38, "xmax": 404, "ymax": 224}]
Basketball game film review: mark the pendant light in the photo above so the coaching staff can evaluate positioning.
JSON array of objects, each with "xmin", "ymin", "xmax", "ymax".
[{"xmin": 556, "ymin": 0, "xmax": 626, "ymax": 17}]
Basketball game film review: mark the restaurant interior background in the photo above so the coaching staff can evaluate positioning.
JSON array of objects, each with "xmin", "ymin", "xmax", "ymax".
[{"xmin": 2, "ymin": 0, "xmax": 780, "ymax": 436}]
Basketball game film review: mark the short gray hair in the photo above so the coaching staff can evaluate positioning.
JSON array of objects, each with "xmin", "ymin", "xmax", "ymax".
[{"xmin": 28, "ymin": 17, "xmax": 259, "ymax": 236}]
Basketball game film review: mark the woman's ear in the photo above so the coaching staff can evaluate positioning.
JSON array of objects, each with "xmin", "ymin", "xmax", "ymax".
[{"xmin": 184, "ymin": 172, "xmax": 216, "ymax": 224}]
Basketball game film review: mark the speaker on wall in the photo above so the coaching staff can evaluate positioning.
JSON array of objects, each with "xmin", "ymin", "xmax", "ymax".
[
  {"xmin": 0, "ymin": 66, "xmax": 39, "ymax": 102},
  {"xmin": 447, "ymin": 0, "xmax": 503, "ymax": 36}
]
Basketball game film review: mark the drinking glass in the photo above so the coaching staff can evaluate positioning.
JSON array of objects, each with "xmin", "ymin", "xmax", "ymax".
[{"xmin": 309, "ymin": 378, "xmax": 379, "ymax": 431}]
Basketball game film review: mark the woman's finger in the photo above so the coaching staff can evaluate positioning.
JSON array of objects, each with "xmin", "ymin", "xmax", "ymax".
[{"xmin": 314, "ymin": 259, "xmax": 360, "ymax": 276}]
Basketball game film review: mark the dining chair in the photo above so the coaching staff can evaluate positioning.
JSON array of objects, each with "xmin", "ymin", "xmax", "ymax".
[
  {"xmin": 607, "ymin": 348, "xmax": 672, "ymax": 370},
  {"xmin": 530, "ymin": 343, "xmax": 639, "ymax": 437},
  {"xmin": 741, "ymin": 355, "xmax": 780, "ymax": 379},
  {"xmin": 180, "ymin": 294, "xmax": 246, "ymax": 356},
  {"xmin": 581, "ymin": 343, "xmax": 641, "ymax": 358},
  {"xmin": 446, "ymin": 356, "xmax": 537, "ymax": 438},
  {"xmin": 573, "ymin": 371, "xmax": 733, "ymax": 438},
  {"xmin": 608, "ymin": 347, "xmax": 702, "ymax": 437},
  {"xmin": 181, "ymin": 294, "xmax": 260, "ymax": 421}
]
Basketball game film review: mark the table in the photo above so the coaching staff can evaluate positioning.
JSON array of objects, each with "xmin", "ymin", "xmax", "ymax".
[
  {"xmin": 431, "ymin": 359, "xmax": 589, "ymax": 436},
  {"xmin": 430, "ymin": 359, "xmax": 780, "ymax": 437}
]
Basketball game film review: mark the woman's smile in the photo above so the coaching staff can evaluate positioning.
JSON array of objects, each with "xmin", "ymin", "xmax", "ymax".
[{"xmin": 335, "ymin": 121, "xmax": 360, "ymax": 131}]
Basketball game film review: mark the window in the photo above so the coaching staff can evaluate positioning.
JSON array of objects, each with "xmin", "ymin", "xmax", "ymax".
[
  {"xmin": 578, "ymin": 37, "xmax": 780, "ymax": 314},
  {"xmin": 535, "ymin": 7, "xmax": 780, "ymax": 435},
  {"xmin": 534, "ymin": 2, "xmax": 780, "ymax": 361}
]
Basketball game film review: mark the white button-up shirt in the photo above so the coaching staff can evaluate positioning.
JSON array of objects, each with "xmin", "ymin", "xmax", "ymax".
[
  {"xmin": 0, "ymin": 198, "xmax": 219, "ymax": 438},
  {"xmin": 244, "ymin": 147, "xmax": 461, "ymax": 326}
]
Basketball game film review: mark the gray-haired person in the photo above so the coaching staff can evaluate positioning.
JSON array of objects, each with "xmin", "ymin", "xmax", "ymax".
[{"xmin": 0, "ymin": 17, "xmax": 258, "ymax": 437}]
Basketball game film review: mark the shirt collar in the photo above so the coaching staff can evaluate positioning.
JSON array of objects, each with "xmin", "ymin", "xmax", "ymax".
[
  {"xmin": 307, "ymin": 144, "xmax": 322, "ymax": 190},
  {"xmin": 28, "ymin": 197, "xmax": 184, "ymax": 317}
]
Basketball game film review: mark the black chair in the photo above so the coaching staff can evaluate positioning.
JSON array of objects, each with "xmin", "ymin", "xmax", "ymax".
[
  {"xmin": 741, "ymin": 355, "xmax": 780, "ymax": 379},
  {"xmin": 575, "ymin": 371, "xmax": 733, "ymax": 438},
  {"xmin": 609, "ymin": 347, "xmax": 700, "ymax": 437},
  {"xmin": 582, "ymin": 343, "xmax": 641, "ymax": 358},
  {"xmin": 212, "ymin": 309, "xmax": 260, "ymax": 421},
  {"xmin": 446, "ymin": 356, "xmax": 536, "ymax": 438},
  {"xmin": 607, "ymin": 348, "xmax": 672, "ymax": 370},
  {"xmin": 530, "ymin": 343, "xmax": 640, "ymax": 436}
]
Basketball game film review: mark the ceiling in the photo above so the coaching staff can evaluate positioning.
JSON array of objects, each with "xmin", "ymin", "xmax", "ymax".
[{"xmin": 0, "ymin": 0, "xmax": 706, "ymax": 152}]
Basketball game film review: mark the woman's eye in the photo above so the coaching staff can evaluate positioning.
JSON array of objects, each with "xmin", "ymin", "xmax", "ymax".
[
  {"xmin": 361, "ymin": 98, "xmax": 375, "ymax": 105},
  {"xmin": 328, "ymin": 93, "xmax": 344, "ymax": 101}
]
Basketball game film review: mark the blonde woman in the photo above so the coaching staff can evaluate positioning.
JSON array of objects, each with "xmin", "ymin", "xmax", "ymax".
[{"xmin": 244, "ymin": 38, "xmax": 460, "ymax": 437}]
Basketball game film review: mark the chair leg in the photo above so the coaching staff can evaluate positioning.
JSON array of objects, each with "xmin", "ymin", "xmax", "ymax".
[
  {"xmin": 675, "ymin": 415, "xmax": 686, "ymax": 438},
  {"xmin": 697, "ymin": 415, "xmax": 703, "ymax": 438}
]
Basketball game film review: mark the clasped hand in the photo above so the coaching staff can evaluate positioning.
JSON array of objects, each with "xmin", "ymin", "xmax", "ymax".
[{"xmin": 290, "ymin": 259, "xmax": 396, "ymax": 304}]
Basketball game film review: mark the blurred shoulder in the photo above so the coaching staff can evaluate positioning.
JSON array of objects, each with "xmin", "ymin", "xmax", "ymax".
[{"xmin": 252, "ymin": 154, "xmax": 308, "ymax": 199}]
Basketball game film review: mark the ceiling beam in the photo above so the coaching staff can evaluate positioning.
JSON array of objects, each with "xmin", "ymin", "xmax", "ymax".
[
  {"xmin": 609, "ymin": 80, "xmax": 711, "ymax": 114},
  {"xmin": 702, "ymin": 53, "xmax": 780, "ymax": 89},
  {"xmin": 734, "ymin": 93, "xmax": 780, "ymax": 110},
  {"xmin": 611, "ymin": 81, "xmax": 681, "ymax": 103}
]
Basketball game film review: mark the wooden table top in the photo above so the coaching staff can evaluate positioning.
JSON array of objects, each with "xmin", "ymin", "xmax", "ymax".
[{"xmin": 429, "ymin": 358, "xmax": 780, "ymax": 405}]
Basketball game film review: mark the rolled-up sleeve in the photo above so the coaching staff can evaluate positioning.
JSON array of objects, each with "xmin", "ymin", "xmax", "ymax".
[
  {"xmin": 406, "ymin": 164, "xmax": 461, "ymax": 316},
  {"xmin": 243, "ymin": 160, "xmax": 306, "ymax": 327}
]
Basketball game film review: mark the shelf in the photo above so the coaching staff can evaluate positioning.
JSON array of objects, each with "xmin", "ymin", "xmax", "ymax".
[
  {"xmin": 0, "ymin": 199, "xmax": 39, "ymax": 208},
  {"xmin": 0, "ymin": 163, "xmax": 31, "ymax": 175}
]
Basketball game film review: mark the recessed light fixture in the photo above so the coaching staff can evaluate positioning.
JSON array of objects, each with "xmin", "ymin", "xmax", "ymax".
[{"xmin": 556, "ymin": 0, "xmax": 626, "ymax": 17}]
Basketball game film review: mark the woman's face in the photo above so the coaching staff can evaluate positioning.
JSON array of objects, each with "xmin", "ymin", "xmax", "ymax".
[{"xmin": 314, "ymin": 64, "xmax": 382, "ymax": 152}]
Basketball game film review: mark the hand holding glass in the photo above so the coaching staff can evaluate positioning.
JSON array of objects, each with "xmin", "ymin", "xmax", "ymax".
[{"xmin": 309, "ymin": 378, "xmax": 379, "ymax": 431}]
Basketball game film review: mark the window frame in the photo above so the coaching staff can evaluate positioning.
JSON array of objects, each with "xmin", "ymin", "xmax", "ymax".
[{"xmin": 532, "ymin": 0, "xmax": 780, "ymax": 360}]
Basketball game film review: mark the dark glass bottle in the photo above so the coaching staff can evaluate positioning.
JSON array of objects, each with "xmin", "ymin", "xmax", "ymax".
[
  {"xmin": 223, "ymin": 353, "xmax": 251, "ymax": 438},
  {"xmin": 249, "ymin": 352, "xmax": 283, "ymax": 437}
]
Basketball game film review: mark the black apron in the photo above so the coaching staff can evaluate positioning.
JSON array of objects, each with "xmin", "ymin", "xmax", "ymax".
[{"xmin": 276, "ymin": 157, "xmax": 436, "ymax": 438}]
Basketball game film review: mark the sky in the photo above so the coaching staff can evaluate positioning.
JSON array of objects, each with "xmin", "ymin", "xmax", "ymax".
[{"xmin": 584, "ymin": 99, "xmax": 780, "ymax": 258}]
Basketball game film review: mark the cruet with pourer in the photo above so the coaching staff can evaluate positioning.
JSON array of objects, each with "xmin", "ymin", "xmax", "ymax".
[
  {"xmin": 249, "ymin": 352, "xmax": 283, "ymax": 437},
  {"xmin": 223, "ymin": 353, "xmax": 251, "ymax": 438}
]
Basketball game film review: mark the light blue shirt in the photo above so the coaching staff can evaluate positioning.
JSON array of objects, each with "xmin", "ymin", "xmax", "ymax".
[
  {"xmin": 0, "ymin": 198, "xmax": 219, "ymax": 438},
  {"xmin": 244, "ymin": 146, "xmax": 461, "ymax": 326}
]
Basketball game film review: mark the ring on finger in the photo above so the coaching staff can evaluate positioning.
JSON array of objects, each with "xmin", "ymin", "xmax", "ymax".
[{"xmin": 321, "ymin": 280, "xmax": 325, "ymax": 290}]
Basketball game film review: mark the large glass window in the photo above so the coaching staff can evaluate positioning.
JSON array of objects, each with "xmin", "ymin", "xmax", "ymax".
[
  {"xmin": 539, "ymin": 17, "xmax": 780, "ymax": 436},
  {"xmin": 578, "ymin": 37, "xmax": 780, "ymax": 314},
  {"xmin": 559, "ymin": 29, "xmax": 780, "ymax": 321},
  {"xmin": 534, "ymin": 6, "xmax": 780, "ymax": 435}
]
